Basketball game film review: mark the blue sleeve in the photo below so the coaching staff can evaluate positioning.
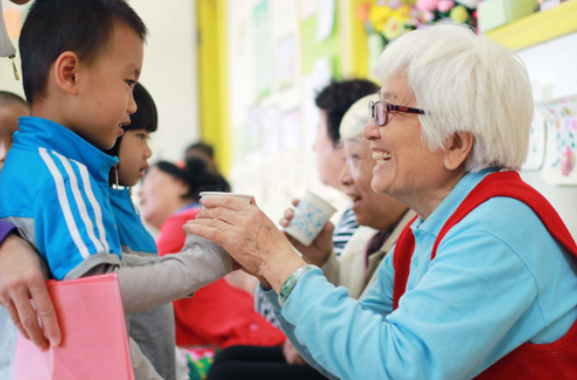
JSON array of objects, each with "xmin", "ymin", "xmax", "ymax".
[
  {"xmin": 278, "ymin": 232, "xmax": 541, "ymax": 380},
  {"xmin": 261, "ymin": 281, "xmax": 339, "ymax": 380},
  {"xmin": 35, "ymin": 151, "xmax": 121, "ymax": 280},
  {"xmin": 261, "ymin": 254, "xmax": 397, "ymax": 380}
]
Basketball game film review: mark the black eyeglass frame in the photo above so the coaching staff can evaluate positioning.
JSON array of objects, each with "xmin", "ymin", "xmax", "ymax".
[{"xmin": 369, "ymin": 100, "xmax": 425, "ymax": 126}]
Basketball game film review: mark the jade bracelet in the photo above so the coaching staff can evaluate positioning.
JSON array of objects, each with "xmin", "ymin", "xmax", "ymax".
[{"xmin": 278, "ymin": 264, "xmax": 316, "ymax": 307}]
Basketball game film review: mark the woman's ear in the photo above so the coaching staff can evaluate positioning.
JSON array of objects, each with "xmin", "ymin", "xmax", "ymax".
[
  {"xmin": 53, "ymin": 51, "xmax": 80, "ymax": 95},
  {"xmin": 443, "ymin": 131, "xmax": 474, "ymax": 171}
]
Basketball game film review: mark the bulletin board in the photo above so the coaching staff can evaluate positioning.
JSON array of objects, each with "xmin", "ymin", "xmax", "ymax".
[
  {"xmin": 516, "ymin": 30, "xmax": 577, "ymax": 238},
  {"xmin": 226, "ymin": 0, "xmax": 351, "ymax": 223}
]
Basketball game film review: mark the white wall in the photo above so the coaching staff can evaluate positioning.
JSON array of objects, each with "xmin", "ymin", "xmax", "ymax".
[
  {"xmin": 129, "ymin": 0, "xmax": 200, "ymax": 163},
  {"xmin": 517, "ymin": 31, "xmax": 577, "ymax": 238}
]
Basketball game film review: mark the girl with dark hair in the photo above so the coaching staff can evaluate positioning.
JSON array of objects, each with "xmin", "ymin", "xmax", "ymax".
[{"xmin": 103, "ymin": 82, "xmax": 179, "ymax": 380}]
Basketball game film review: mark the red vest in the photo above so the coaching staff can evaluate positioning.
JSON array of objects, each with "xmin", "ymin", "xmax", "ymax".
[{"xmin": 392, "ymin": 171, "xmax": 577, "ymax": 379}]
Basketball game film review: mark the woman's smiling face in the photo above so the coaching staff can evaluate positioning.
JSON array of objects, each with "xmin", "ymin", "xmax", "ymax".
[
  {"xmin": 363, "ymin": 74, "xmax": 446, "ymax": 211},
  {"xmin": 341, "ymin": 134, "xmax": 407, "ymax": 230}
]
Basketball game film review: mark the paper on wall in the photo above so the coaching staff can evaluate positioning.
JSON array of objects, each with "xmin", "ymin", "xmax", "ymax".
[{"xmin": 539, "ymin": 95, "xmax": 577, "ymax": 185}]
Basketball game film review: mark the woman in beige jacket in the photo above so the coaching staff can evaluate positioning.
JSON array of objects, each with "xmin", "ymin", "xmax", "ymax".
[{"xmin": 285, "ymin": 93, "xmax": 414, "ymax": 300}]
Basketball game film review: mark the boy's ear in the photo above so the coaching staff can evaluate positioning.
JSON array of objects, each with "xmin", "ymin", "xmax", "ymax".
[{"xmin": 53, "ymin": 51, "xmax": 81, "ymax": 95}]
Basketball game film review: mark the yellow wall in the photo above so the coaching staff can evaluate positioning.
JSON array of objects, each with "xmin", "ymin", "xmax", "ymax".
[
  {"xmin": 345, "ymin": 0, "xmax": 370, "ymax": 78},
  {"xmin": 196, "ymin": 0, "xmax": 230, "ymax": 175}
]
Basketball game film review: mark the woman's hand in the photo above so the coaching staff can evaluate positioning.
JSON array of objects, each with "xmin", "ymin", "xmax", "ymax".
[
  {"xmin": 280, "ymin": 199, "xmax": 334, "ymax": 267},
  {"xmin": 184, "ymin": 197, "xmax": 307, "ymax": 292},
  {"xmin": 0, "ymin": 234, "xmax": 61, "ymax": 350}
]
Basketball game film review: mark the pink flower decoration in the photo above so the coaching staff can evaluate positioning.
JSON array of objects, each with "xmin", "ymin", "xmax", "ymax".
[
  {"xmin": 438, "ymin": 0, "xmax": 455, "ymax": 12},
  {"xmin": 417, "ymin": 0, "xmax": 438, "ymax": 12}
]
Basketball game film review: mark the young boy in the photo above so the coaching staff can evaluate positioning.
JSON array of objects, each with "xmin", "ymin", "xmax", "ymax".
[{"xmin": 0, "ymin": 1, "xmax": 232, "ymax": 379}]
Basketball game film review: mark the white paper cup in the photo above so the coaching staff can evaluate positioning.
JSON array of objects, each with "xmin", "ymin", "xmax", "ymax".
[
  {"xmin": 284, "ymin": 190, "xmax": 337, "ymax": 246},
  {"xmin": 199, "ymin": 192, "xmax": 253, "ymax": 208}
]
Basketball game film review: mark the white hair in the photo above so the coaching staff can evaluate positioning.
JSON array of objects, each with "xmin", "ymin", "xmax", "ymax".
[
  {"xmin": 376, "ymin": 22, "xmax": 533, "ymax": 172},
  {"xmin": 340, "ymin": 93, "xmax": 380, "ymax": 140}
]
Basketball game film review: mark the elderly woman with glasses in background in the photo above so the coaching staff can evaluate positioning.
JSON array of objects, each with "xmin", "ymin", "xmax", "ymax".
[{"xmin": 187, "ymin": 23, "xmax": 577, "ymax": 380}]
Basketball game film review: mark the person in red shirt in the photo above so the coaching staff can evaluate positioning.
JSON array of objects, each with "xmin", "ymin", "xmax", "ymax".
[{"xmin": 139, "ymin": 157, "xmax": 286, "ymax": 349}]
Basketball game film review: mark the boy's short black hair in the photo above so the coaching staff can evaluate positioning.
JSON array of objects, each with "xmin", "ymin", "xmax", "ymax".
[
  {"xmin": 19, "ymin": 0, "xmax": 147, "ymax": 104},
  {"xmin": 0, "ymin": 91, "xmax": 29, "ymax": 109},
  {"xmin": 185, "ymin": 141, "xmax": 215, "ymax": 159},
  {"xmin": 315, "ymin": 79, "xmax": 380, "ymax": 146},
  {"xmin": 104, "ymin": 82, "xmax": 157, "ymax": 158}
]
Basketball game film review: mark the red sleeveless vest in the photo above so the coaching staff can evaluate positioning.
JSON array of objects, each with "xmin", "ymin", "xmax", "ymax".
[{"xmin": 392, "ymin": 171, "xmax": 577, "ymax": 379}]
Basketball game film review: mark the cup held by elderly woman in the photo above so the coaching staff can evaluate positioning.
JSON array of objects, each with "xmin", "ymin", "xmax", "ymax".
[{"xmin": 186, "ymin": 23, "xmax": 577, "ymax": 380}]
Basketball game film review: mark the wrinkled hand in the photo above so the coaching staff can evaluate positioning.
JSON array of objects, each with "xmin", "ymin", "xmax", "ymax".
[
  {"xmin": 283, "ymin": 340, "xmax": 306, "ymax": 365},
  {"xmin": 0, "ymin": 234, "xmax": 61, "ymax": 350},
  {"xmin": 280, "ymin": 198, "xmax": 334, "ymax": 267},
  {"xmin": 184, "ymin": 196, "xmax": 307, "ymax": 292}
]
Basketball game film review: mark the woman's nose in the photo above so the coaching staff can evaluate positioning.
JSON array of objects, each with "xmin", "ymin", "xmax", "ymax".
[
  {"xmin": 363, "ymin": 119, "xmax": 380, "ymax": 141},
  {"xmin": 339, "ymin": 164, "xmax": 353, "ymax": 186}
]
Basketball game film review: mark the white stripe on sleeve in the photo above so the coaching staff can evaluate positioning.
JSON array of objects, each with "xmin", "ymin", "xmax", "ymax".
[
  {"xmin": 39, "ymin": 148, "xmax": 91, "ymax": 260},
  {"xmin": 52, "ymin": 151, "xmax": 105, "ymax": 253},
  {"xmin": 74, "ymin": 160, "xmax": 110, "ymax": 252}
]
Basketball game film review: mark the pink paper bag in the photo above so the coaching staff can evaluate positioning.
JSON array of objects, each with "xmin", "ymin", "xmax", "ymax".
[{"xmin": 13, "ymin": 273, "xmax": 134, "ymax": 380}]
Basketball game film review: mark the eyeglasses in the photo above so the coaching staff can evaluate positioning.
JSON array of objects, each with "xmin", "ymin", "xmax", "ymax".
[{"xmin": 369, "ymin": 100, "xmax": 425, "ymax": 126}]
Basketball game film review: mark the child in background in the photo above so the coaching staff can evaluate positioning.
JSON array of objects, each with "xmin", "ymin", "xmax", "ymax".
[
  {"xmin": 0, "ymin": 91, "xmax": 29, "ymax": 171},
  {"xmin": 0, "ymin": 1, "xmax": 232, "ymax": 378}
]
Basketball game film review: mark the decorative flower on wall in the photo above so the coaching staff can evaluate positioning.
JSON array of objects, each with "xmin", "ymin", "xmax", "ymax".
[{"xmin": 357, "ymin": 0, "xmax": 478, "ymax": 76}]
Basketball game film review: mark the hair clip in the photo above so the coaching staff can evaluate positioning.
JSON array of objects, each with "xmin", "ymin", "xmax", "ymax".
[{"xmin": 9, "ymin": 54, "xmax": 19, "ymax": 80}]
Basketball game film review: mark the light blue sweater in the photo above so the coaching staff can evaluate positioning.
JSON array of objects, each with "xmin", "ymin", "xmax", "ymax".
[{"xmin": 265, "ymin": 168, "xmax": 577, "ymax": 380}]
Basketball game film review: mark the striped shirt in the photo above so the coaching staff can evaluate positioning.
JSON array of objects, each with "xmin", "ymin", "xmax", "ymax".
[{"xmin": 332, "ymin": 206, "xmax": 359, "ymax": 256}]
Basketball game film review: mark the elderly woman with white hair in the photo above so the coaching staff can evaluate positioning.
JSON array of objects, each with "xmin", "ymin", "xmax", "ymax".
[
  {"xmin": 206, "ymin": 94, "xmax": 414, "ymax": 380},
  {"xmin": 187, "ymin": 23, "xmax": 577, "ymax": 380}
]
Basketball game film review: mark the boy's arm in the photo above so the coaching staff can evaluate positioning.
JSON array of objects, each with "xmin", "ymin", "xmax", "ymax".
[
  {"xmin": 86, "ymin": 234, "xmax": 233, "ymax": 314},
  {"xmin": 35, "ymin": 159, "xmax": 231, "ymax": 314},
  {"xmin": 34, "ymin": 158, "xmax": 123, "ymax": 281}
]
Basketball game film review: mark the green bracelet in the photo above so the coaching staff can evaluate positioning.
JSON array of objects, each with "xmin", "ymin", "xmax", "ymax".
[{"xmin": 278, "ymin": 264, "xmax": 316, "ymax": 307}]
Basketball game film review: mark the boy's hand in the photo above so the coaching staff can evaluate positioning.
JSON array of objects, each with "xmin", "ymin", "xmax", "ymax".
[{"xmin": 0, "ymin": 234, "xmax": 61, "ymax": 350}]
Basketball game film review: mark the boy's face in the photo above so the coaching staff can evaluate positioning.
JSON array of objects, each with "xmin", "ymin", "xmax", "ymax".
[
  {"xmin": 72, "ymin": 22, "xmax": 143, "ymax": 150},
  {"xmin": 0, "ymin": 104, "xmax": 29, "ymax": 171},
  {"xmin": 117, "ymin": 129, "xmax": 152, "ymax": 187}
]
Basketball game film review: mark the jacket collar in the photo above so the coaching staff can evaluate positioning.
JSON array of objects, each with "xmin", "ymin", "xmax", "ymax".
[
  {"xmin": 15, "ymin": 116, "xmax": 118, "ymax": 185},
  {"xmin": 411, "ymin": 167, "xmax": 501, "ymax": 237}
]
